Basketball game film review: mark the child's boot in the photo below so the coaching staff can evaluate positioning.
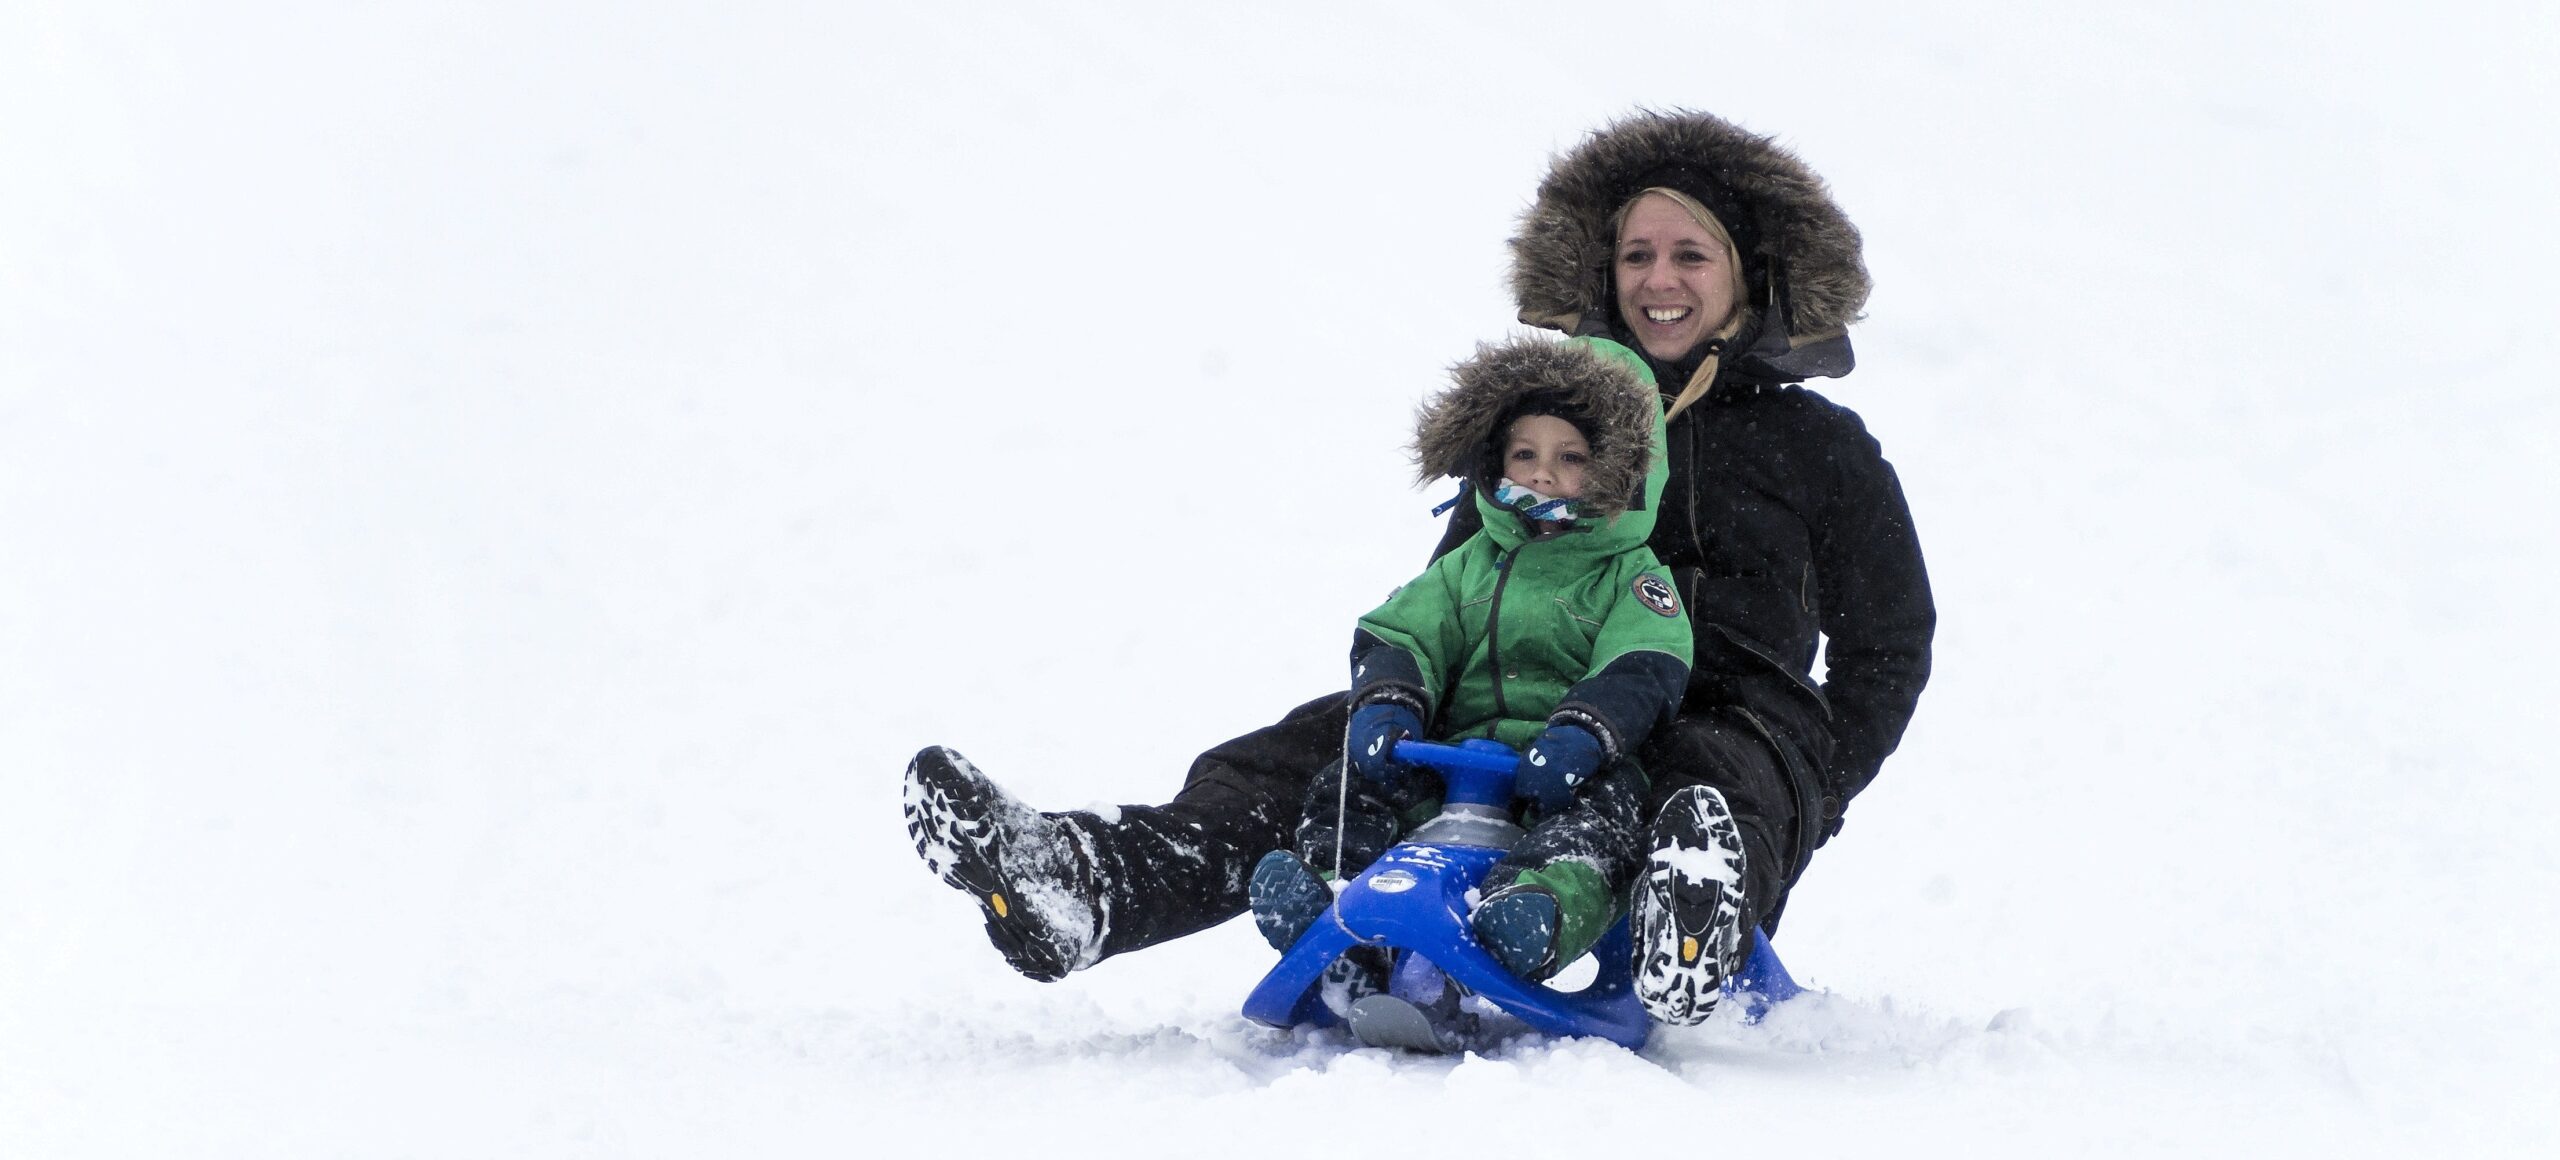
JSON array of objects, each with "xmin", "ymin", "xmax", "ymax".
[
  {"xmin": 1631, "ymin": 784, "xmax": 1749, "ymax": 1025},
  {"xmin": 1470, "ymin": 855, "xmax": 1623, "ymax": 980},
  {"xmin": 1248, "ymin": 849, "xmax": 1333, "ymax": 951},
  {"xmin": 1470, "ymin": 884, "xmax": 1562, "ymax": 978},
  {"xmin": 903, "ymin": 746, "xmax": 1108, "ymax": 982}
]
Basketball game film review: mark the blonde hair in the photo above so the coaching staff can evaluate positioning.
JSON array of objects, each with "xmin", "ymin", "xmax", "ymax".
[{"xmin": 1615, "ymin": 187, "xmax": 1753, "ymax": 423}]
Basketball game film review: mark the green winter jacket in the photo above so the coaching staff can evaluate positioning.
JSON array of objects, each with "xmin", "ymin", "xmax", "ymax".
[{"xmin": 1352, "ymin": 337, "xmax": 1693, "ymax": 761}]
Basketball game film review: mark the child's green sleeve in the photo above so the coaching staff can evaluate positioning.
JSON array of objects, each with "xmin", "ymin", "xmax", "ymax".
[
  {"xmin": 1349, "ymin": 548, "xmax": 1476, "ymax": 717},
  {"xmin": 1549, "ymin": 561, "xmax": 1694, "ymax": 760}
]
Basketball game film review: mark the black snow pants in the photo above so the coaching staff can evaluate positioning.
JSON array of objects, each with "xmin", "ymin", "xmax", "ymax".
[
  {"xmin": 1081, "ymin": 691, "xmax": 1820, "ymax": 966},
  {"xmin": 1081, "ymin": 693, "xmax": 1347, "ymax": 958},
  {"xmin": 1286, "ymin": 754, "xmax": 1649, "ymax": 902},
  {"xmin": 1635, "ymin": 706, "xmax": 1820, "ymax": 944}
]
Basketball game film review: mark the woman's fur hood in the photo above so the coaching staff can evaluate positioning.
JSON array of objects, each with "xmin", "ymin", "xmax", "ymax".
[
  {"xmin": 1413, "ymin": 336, "xmax": 1661, "ymax": 522},
  {"xmin": 1510, "ymin": 109, "xmax": 1870, "ymax": 377}
]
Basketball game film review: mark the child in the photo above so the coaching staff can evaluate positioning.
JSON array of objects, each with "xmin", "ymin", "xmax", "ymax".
[{"xmin": 1250, "ymin": 335, "xmax": 1693, "ymax": 984}]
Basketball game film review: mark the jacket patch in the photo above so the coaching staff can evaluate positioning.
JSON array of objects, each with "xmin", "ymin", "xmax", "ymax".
[{"xmin": 1633, "ymin": 573, "xmax": 1681, "ymax": 618}]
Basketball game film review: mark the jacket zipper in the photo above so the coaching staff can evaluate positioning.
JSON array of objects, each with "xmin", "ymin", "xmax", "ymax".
[
  {"xmin": 1485, "ymin": 543, "xmax": 1522, "ymax": 719},
  {"xmin": 1681, "ymin": 409, "xmax": 1710, "ymax": 562},
  {"xmin": 1726, "ymin": 704, "xmax": 1825, "ymax": 880}
]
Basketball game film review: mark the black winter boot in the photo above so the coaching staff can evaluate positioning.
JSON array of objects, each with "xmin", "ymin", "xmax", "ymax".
[
  {"xmin": 904, "ymin": 746, "xmax": 1108, "ymax": 982},
  {"xmin": 1631, "ymin": 784, "xmax": 1749, "ymax": 1025}
]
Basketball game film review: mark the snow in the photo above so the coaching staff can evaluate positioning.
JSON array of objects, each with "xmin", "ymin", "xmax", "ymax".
[
  {"xmin": 4, "ymin": 1, "xmax": 2557, "ymax": 1156},
  {"xmin": 1656, "ymin": 843, "xmax": 1741, "ymax": 888}
]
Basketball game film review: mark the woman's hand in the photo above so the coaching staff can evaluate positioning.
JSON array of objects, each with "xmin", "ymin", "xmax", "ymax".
[{"xmin": 1515, "ymin": 724, "xmax": 1603, "ymax": 813}]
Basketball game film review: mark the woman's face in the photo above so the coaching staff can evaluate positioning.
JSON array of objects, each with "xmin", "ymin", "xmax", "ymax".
[{"xmin": 1614, "ymin": 193, "xmax": 1739, "ymax": 361}]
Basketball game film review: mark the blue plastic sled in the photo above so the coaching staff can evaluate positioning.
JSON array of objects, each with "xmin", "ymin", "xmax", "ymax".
[{"xmin": 1241, "ymin": 738, "xmax": 1800, "ymax": 1051}]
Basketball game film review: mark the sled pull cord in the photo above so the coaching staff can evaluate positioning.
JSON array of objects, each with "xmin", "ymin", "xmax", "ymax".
[{"xmin": 1332, "ymin": 752, "xmax": 1351, "ymax": 882}]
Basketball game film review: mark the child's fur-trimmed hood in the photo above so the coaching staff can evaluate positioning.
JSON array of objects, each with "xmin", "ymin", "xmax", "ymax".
[{"xmin": 1414, "ymin": 337, "xmax": 1660, "ymax": 522}]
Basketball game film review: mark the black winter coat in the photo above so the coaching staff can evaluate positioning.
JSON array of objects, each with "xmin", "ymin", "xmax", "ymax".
[{"xmin": 1435, "ymin": 356, "xmax": 1933, "ymax": 840}]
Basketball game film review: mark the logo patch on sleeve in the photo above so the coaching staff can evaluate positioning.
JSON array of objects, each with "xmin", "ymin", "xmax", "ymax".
[{"xmin": 1633, "ymin": 573, "xmax": 1681, "ymax": 617}]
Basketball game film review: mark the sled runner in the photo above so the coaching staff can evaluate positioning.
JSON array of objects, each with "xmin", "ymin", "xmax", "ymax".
[{"xmin": 1241, "ymin": 738, "xmax": 1800, "ymax": 1050}]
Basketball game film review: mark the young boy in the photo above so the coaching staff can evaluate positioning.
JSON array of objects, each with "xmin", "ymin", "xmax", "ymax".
[{"xmin": 1250, "ymin": 335, "xmax": 1693, "ymax": 984}]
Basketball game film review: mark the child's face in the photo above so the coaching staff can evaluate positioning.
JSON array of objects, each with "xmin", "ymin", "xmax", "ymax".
[{"xmin": 1502, "ymin": 414, "xmax": 1590, "ymax": 500}]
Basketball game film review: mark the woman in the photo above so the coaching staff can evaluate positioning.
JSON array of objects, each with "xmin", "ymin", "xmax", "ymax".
[{"xmin": 904, "ymin": 109, "xmax": 1933, "ymax": 1025}]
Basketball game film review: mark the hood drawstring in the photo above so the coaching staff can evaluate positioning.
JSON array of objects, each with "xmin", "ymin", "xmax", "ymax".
[
  {"xmin": 1430, "ymin": 479, "xmax": 1472, "ymax": 517},
  {"xmin": 1659, "ymin": 331, "xmax": 1736, "ymax": 425}
]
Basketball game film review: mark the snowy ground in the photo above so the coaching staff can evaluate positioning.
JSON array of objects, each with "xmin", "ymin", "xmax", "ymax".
[{"xmin": 5, "ymin": 2, "xmax": 2556, "ymax": 1156}]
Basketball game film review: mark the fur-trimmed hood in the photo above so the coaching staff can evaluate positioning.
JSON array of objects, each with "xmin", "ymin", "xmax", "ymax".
[
  {"xmin": 1413, "ymin": 336, "xmax": 1666, "ymax": 534},
  {"xmin": 1510, "ymin": 109, "xmax": 1870, "ymax": 381}
]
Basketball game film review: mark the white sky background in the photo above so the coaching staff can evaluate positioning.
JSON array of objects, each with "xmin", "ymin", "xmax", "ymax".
[{"xmin": 4, "ymin": 2, "xmax": 2556, "ymax": 1156}]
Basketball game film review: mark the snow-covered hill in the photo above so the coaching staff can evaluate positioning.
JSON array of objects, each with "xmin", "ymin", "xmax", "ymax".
[{"xmin": 5, "ymin": 2, "xmax": 2554, "ymax": 1155}]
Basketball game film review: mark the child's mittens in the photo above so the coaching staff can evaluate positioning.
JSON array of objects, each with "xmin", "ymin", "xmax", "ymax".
[
  {"xmin": 1345, "ymin": 702, "xmax": 1425, "ymax": 781},
  {"xmin": 1514, "ymin": 724, "xmax": 1603, "ymax": 813}
]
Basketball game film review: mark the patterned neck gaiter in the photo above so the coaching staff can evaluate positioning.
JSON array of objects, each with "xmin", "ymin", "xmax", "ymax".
[{"xmin": 1495, "ymin": 478, "xmax": 1578, "ymax": 524}]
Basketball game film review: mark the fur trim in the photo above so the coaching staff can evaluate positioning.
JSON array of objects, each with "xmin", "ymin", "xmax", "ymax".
[
  {"xmin": 1511, "ymin": 109, "xmax": 1869, "ymax": 340},
  {"xmin": 1414, "ymin": 338, "xmax": 1656, "ymax": 521}
]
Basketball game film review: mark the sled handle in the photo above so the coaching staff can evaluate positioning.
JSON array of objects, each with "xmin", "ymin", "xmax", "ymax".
[{"xmin": 1388, "ymin": 738, "xmax": 1518, "ymax": 808}]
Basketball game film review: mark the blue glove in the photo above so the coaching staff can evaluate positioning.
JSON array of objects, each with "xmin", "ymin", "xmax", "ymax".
[
  {"xmin": 1345, "ymin": 702, "xmax": 1425, "ymax": 782},
  {"xmin": 1515, "ymin": 724, "xmax": 1603, "ymax": 813}
]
